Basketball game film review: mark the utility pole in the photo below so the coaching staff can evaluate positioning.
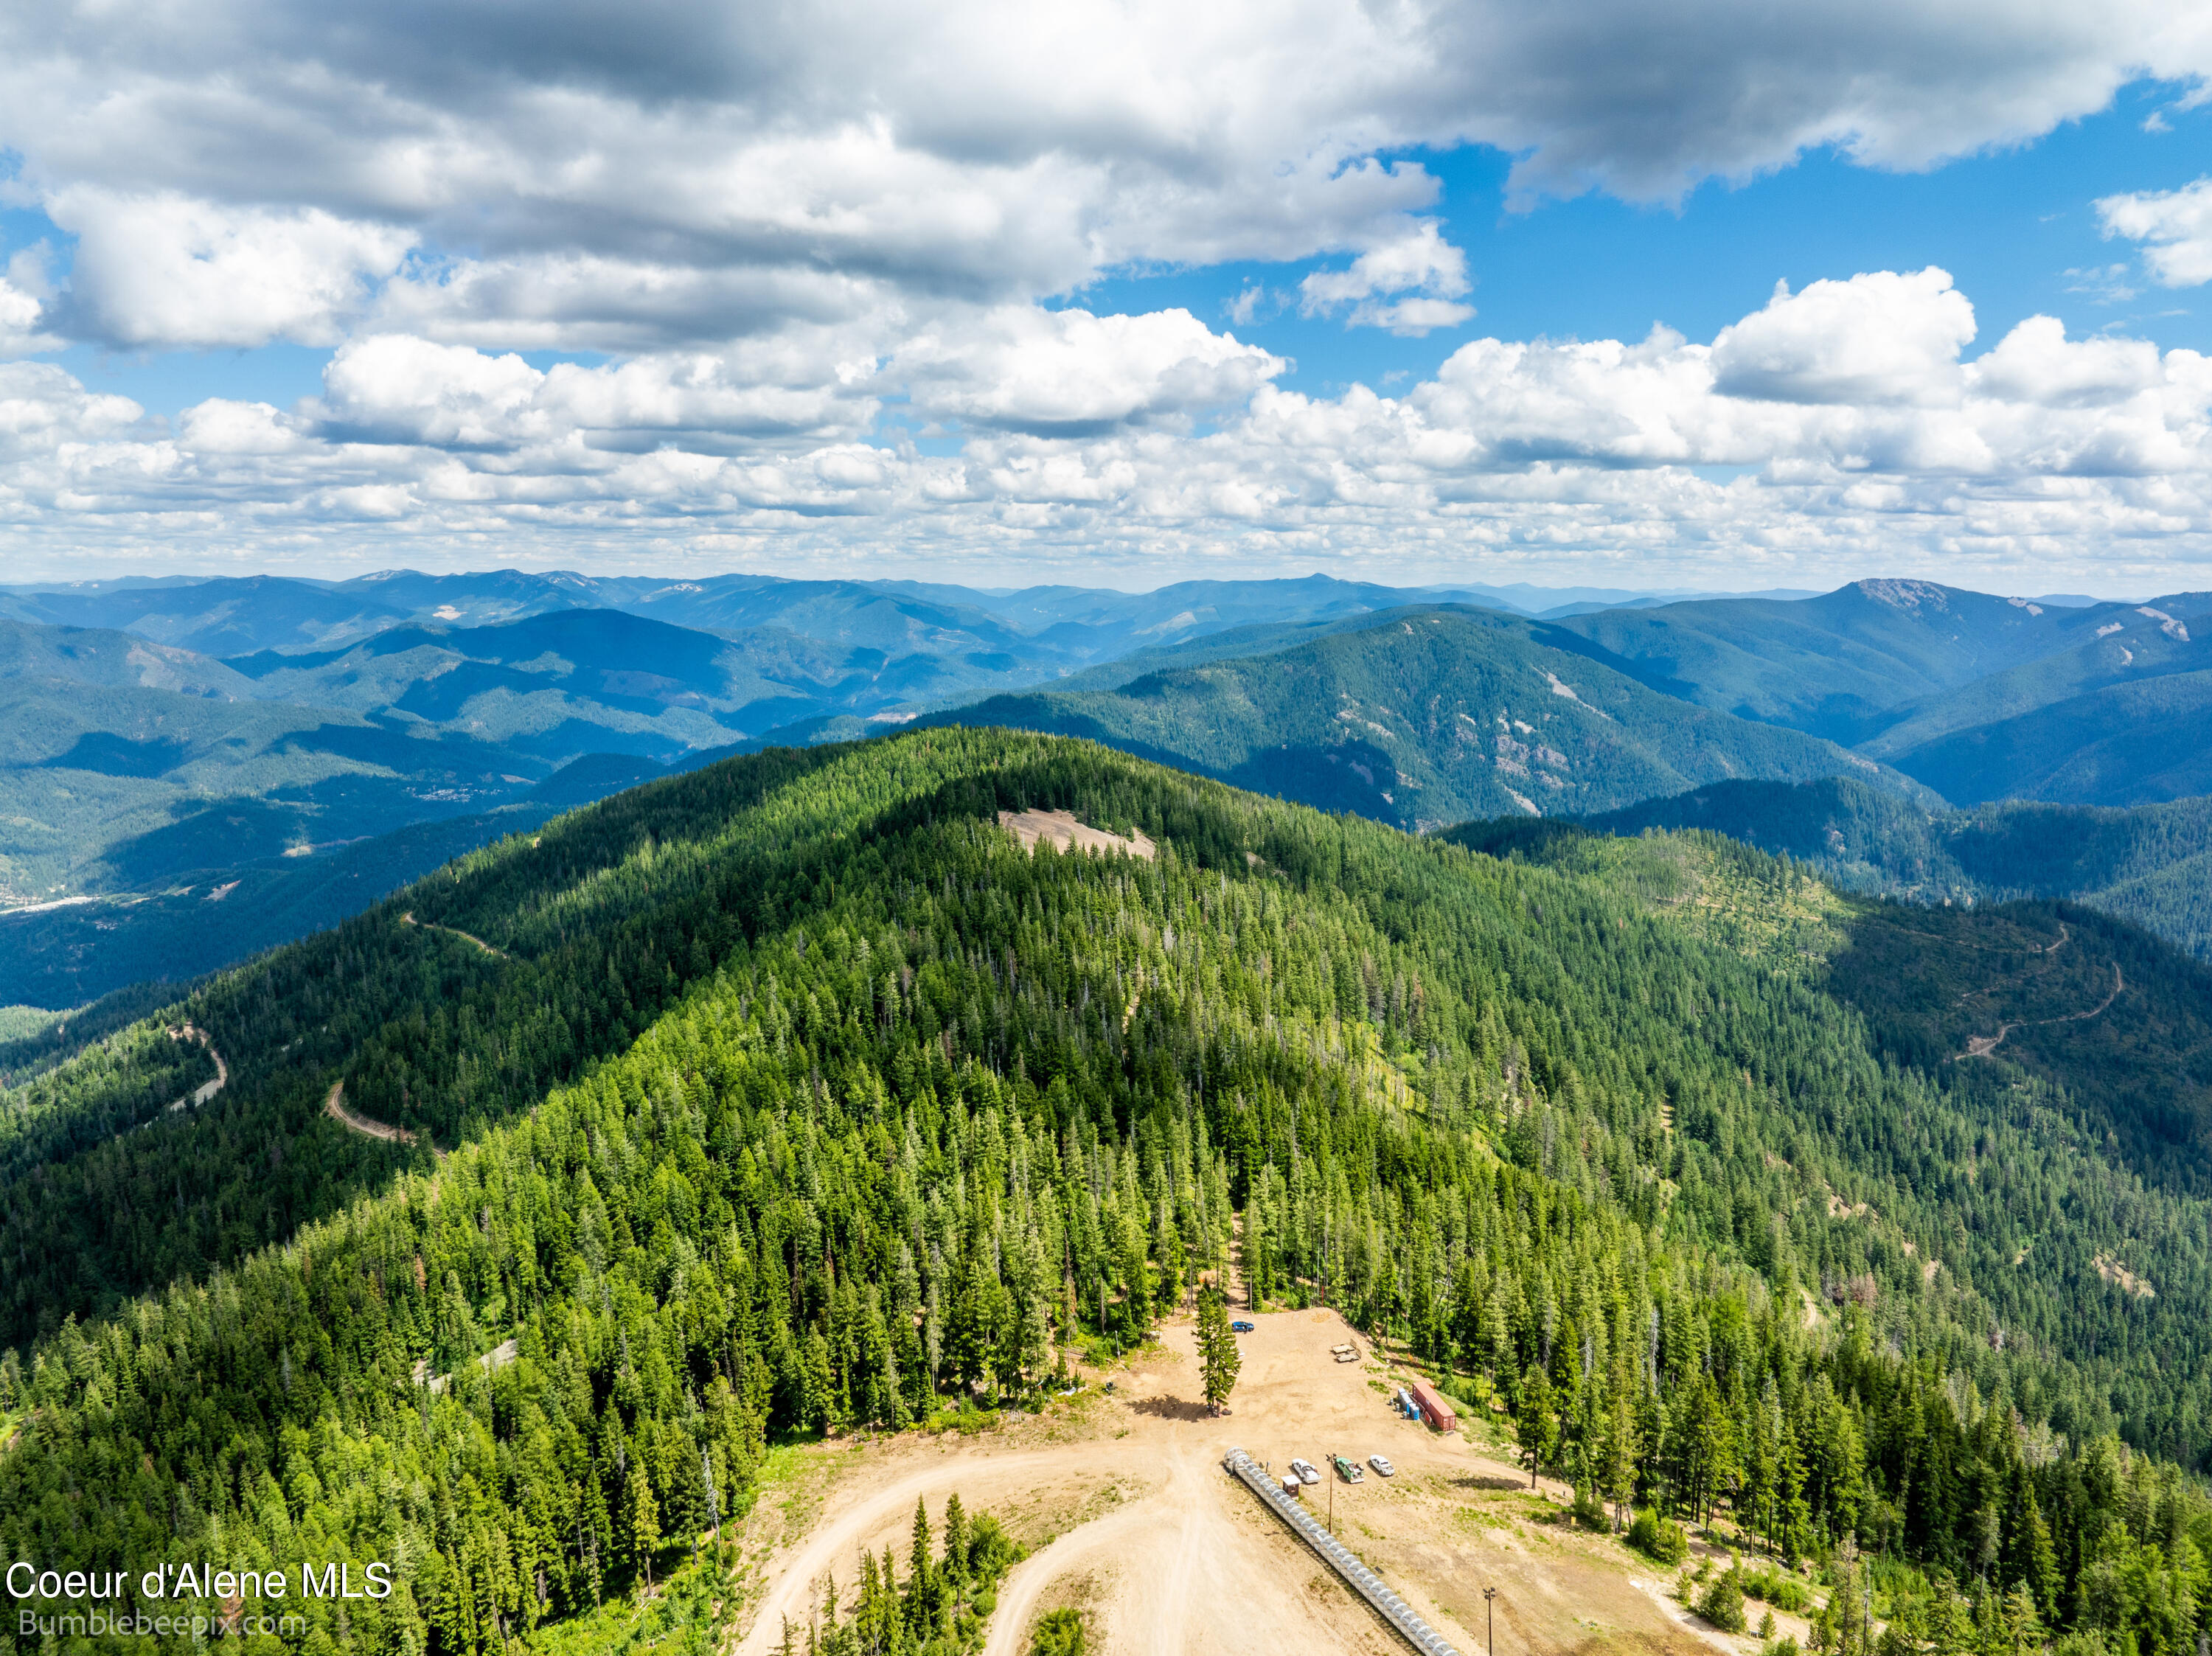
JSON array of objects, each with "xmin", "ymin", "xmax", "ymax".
[{"xmin": 1486, "ymin": 1585, "xmax": 1499, "ymax": 1656}]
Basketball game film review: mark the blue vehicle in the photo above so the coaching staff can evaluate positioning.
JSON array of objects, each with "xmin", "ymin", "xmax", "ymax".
[{"xmin": 1231, "ymin": 1319, "xmax": 1255, "ymax": 1332}]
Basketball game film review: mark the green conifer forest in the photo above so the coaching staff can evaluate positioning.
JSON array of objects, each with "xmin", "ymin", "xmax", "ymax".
[{"xmin": 1, "ymin": 731, "xmax": 2208, "ymax": 1656}]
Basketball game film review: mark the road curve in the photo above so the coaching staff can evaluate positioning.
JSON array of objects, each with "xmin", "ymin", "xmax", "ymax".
[
  {"xmin": 1958, "ymin": 961, "xmax": 2124, "ymax": 1060},
  {"xmin": 164, "ymin": 1024, "xmax": 227, "ymax": 1112},
  {"xmin": 324, "ymin": 1080, "xmax": 417, "ymax": 1144},
  {"xmin": 399, "ymin": 911, "xmax": 510, "ymax": 960},
  {"xmin": 977, "ymin": 1487, "xmax": 1161, "ymax": 1656},
  {"xmin": 978, "ymin": 1441, "xmax": 1246, "ymax": 1656},
  {"xmin": 733, "ymin": 1453, "xmax": 1076, "ymax": 1656}
]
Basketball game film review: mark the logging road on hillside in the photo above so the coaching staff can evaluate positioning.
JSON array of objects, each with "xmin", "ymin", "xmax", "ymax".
[
  {"xmin": 400, "ymin": 911, "xmax": 509, "ymax": 960},
  {"xmin": 324, "ymin": 1080, "xmax": 417, "ymax": 1145},
  {"xmin": 164, "ymin": 1024, "xmax": 227, "ymax": 1112},
  {"xmin": 1959, "ymin": 961, "xmax": 2126, "ymax": 1060}
]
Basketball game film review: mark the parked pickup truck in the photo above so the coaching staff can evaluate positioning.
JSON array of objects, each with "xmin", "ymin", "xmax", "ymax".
[{"xmin": 1332, "ymin": 1455, "xmax": 1365, "ymax": 1483}]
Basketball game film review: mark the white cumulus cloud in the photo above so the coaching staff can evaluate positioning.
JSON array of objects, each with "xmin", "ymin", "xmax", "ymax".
[
  {"xmin": 46, "ymin": 190, "xmax": 415, "ymax": 349},
  {"xmin": 0, "ymin": 362, "xmax": 145, "ymax": 461},
  {"xmin": 317, "ymin": 335, "xmax": 551, "ymax": 449},
  {"xmin": 1710, "ymin": 268, "xmax": 1976, "ymax": 408},
  {"xmin": 313, "ymin": 333, "xmax": 871, "ymax": 453},
  {"xmin": 1301, "ymin": 222, "xmax": 1475, "ymax": 335},
  {"xmin": 1967, "ymin": 316, "xmax": 2164, "ymax": 408},
  {"xmin": 0, "ymin": 0, "xmax": 2205, "ymax": 354},
  {"xmin": 2098, "ymin": 176, "xmax": 2212, "ymax": 288},
  {"xmin": 0, "ymin": 0, "xmax": 2209, "ymax": 585},
  {"xmin": 0, "ymin": 269, "xmax": 2207, "ymax": 592},
  {"xmin": 893, "ymin": 307, "xmax": 1287, "ymax": 434},
  {"xmin": 0, "ymin": 276, "xmax": 58, "ymax": 358}
]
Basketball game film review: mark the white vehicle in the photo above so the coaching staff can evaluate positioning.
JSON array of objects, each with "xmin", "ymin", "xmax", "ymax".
[
  {"xmin": 1368, "ymin": 1454, "xmax": 1396, "ymax": 1478},
  {"xmin": 1289, "ymin": 1458, "xmax": 1323, "ymax": 1486}
]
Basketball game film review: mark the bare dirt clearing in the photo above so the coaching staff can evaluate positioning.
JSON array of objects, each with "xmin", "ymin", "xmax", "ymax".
[
  {"xmin": 730, "ymin": 1310, "xmax": 1763, "ymax": 1656},
  {"xmin": 997, "ymin": 810, "xmax": 1157, "ymax": 862},
  {"xmin": 2093, "ymin": 1252, "xmax": 2157, "ymax": 1298}
]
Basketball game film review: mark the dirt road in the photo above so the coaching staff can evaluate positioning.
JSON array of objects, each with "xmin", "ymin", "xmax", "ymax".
[
  {"xmin": 733, "ymin": 1453, "xmax": 1069, "ymax": 1656},
  {"xmin": 323, "ymin": 1080, "xmax": 417, "ymax": 1144},
  {"xmin": 730, "ymin": 1310, "xmax": 1739, "ymax": 1656},
  {"xmin": 984, "ymin": 1434, "xmax": 1398, "ymax": 1656},
  {"xmin": 400, "ymin": 911, "xmax": 509, "ymax": 960},
  {"xmin": 1959, "ymin": 959, "xmax": 2124, "ymax": 1060},
  {"xmin": 164, "ymin": 1024, "xmax": 226, "ymax": 1111}
]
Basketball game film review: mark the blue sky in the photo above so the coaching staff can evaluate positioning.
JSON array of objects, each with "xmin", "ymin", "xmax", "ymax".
[
  {"xmin": 1, "ymin": 1, "xmax": 2209, "ymax": 591},
  {"xmin": 30, "ymin": 82, "xmax": 2211, "ymax": 428},
  {"xmin": 1076, "ymin": 83, "xmax": 2212, "ymax": 398}
]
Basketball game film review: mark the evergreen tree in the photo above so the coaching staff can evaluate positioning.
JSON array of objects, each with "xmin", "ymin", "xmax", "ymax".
[
  {"xmin": 1516, "ymin": 1364, "xmax": 1559, "ymax": 1492},
  {"xmin": 2003, "ymin": 1583, "xmax": 2045, "ymax": 1656},
  {"xmin": 793, "ymin": 1494, "xmax": 1020, "ymax": 1656},
  {"xmin": 905, "ymin": 1498, "xmax": 936, "ymax": 1643},
  {"xmin": 1602, "ymin": 1383, "xmax": 1640, "ymax": 1533},
  {"xmin": 2023, "ymin": 1489, "xmax": 2062, "ymax": 1621},
  {"xmin": 1929, "ymin": 1582, "xmax": 1975, "ymax": 1656},
  {"xmin": 941, "ymin": 1493, "xmax": 970, "ymax": 1615},
  {"xmin": 626, "ymin": 1459, "xmax": 664, "ymax": 1596},
  {"xmin": 1196, "ymin": 1282, "xmax": 1242, "ymax": 1414},
  {"xmin": 1242, "ymin": 1194, "xmax": 1267, "ymax": 1312}
]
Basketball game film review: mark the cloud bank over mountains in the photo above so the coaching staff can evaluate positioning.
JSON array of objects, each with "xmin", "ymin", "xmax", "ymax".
[{"xmin": 0, "ymin": 0, "xmax": 2209, "ymax": 583}]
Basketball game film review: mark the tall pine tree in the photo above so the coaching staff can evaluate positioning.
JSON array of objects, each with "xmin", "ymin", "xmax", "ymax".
[{"xmin": 1196, "ymin": 1282, "xmax": 1242, "ymax": 1414}]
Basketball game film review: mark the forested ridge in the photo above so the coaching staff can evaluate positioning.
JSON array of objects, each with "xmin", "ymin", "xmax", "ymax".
[
  {"xmin": 0, "ymin": 746, "xmax": 855, "ymax": 1343},
  {"xmin": 1572, "ymin": 776, "xmax": 2212, "ymax": 960},
  {"xmin": 923, "ymin": 607, "xmax": 1921, "ymax": 831},
  {"xmin": 1453, "ymin": 809, "xmax": 2212, "ymax": 1197},
  {"xmin": 1823, "ymin": 900, "xmax": 2212, "ymax": 1193},
  {"xmin": 1, "ymin": 731, "xmax": 2208, "ymax": 1656},
  {"xmin": 0, "ymin": 979, "xmax": 215, "ymax": 1089}
]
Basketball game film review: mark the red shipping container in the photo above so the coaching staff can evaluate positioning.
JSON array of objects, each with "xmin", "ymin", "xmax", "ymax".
[{"xmin": 1408, "ymin": 1378, "xmax": 1458, "ymax": 1432}]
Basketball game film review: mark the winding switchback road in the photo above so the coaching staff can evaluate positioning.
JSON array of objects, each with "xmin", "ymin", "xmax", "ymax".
[
  {"xmin": 1959, "ymin": 960, "xmax": 2125, "ymax": 1060},
  {"xmin": 164, "ymin": 1023, "xmax": 226, "ymax": 1112}
]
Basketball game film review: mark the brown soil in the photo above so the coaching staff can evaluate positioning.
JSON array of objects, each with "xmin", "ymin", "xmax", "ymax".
[
  {"xmin": 996, "ymin": 810, "xmax": 1156, "ymax": 862},
  {"xmin": 2093, "ymin": 1253, "xmax": 2156, "ymax": 1298},
  {"xmin": 730, "ymin": 1309, "xmax": 1767, "ymax": 1656}
]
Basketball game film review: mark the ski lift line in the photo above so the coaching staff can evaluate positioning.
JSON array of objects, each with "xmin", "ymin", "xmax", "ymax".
[{"xmin": 1221, "ymin": 1447, "xmax": 1461, "ymax": 1656}]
